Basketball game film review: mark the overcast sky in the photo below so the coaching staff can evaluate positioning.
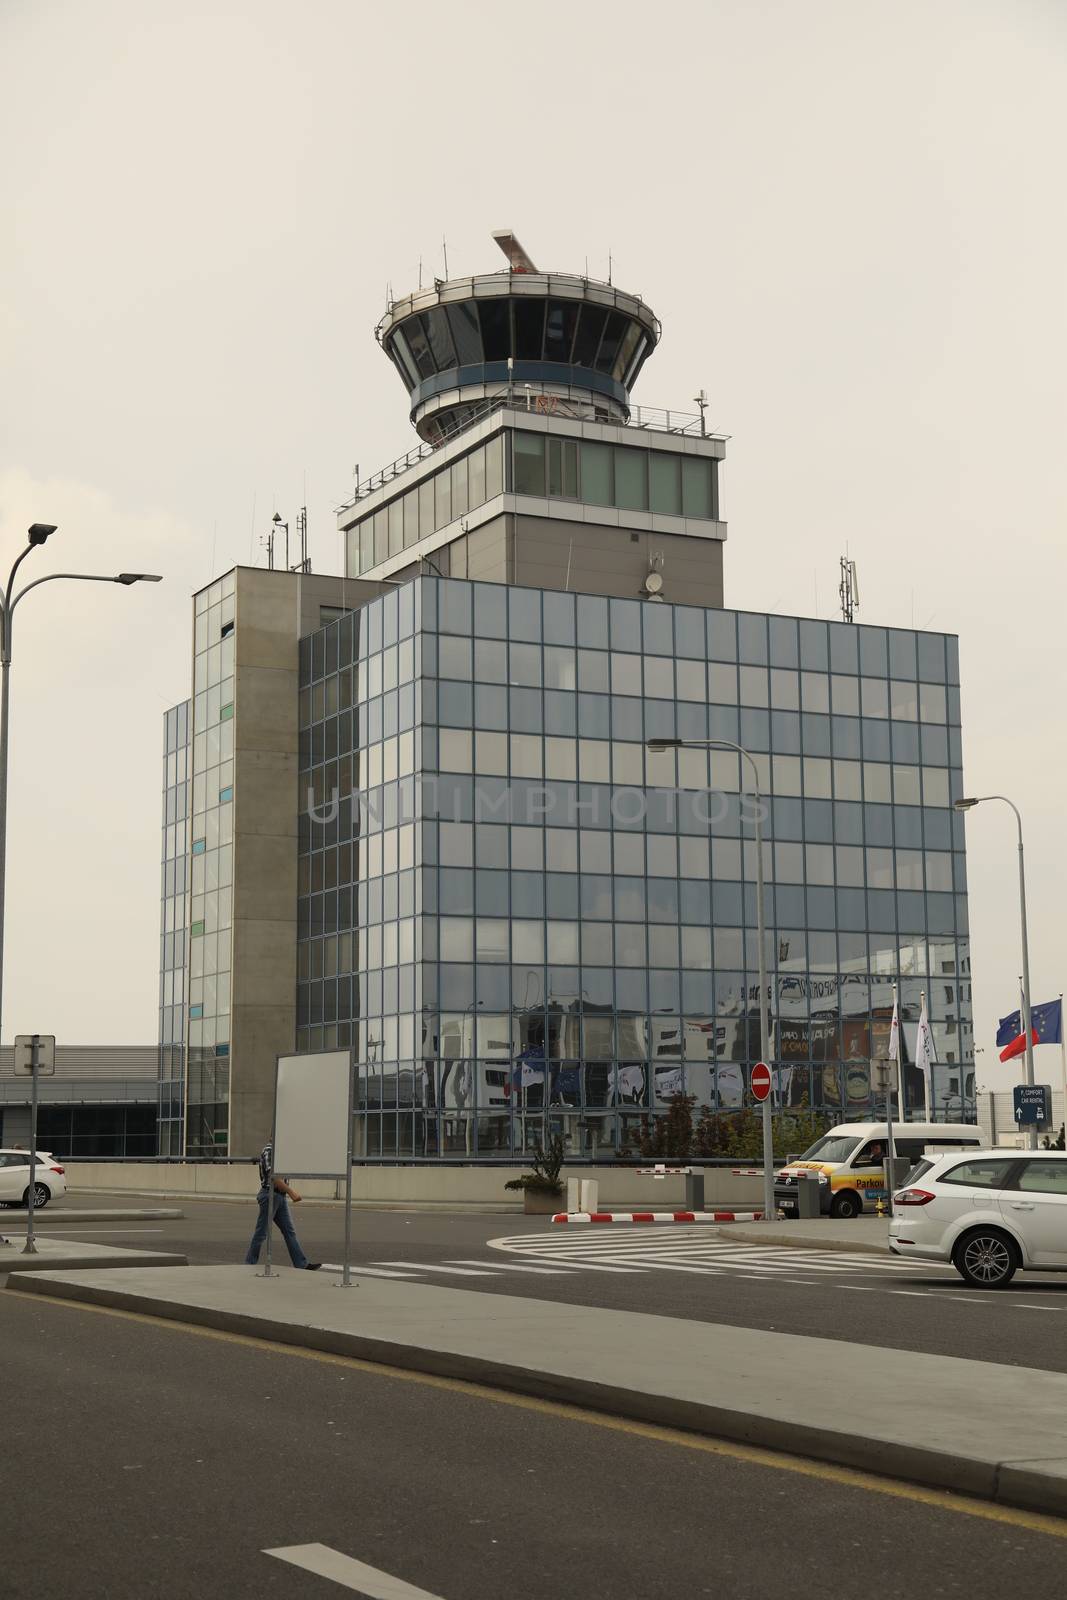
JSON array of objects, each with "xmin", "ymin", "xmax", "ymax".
[{"xmin": 1, "ymin": 0, "xmax": 1064, "ymax": 1086}]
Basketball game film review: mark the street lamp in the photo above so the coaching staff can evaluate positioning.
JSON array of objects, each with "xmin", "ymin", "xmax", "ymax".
[
  {"xmin": 647, "ymin": 736, "xmax": 774, "ymax": 1221},
  {"xmin": 954, "ymin": 794, "xmax": 1037, "ymax": 1148},
  {"xmin": 0, "ymin": 526, "xmax": 163, "ymax": 1043}
]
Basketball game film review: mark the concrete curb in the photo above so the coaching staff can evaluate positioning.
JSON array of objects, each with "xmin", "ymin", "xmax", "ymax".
[
  {"xmin": 9, "ymin": 1271, "xmax": 1067, "ymax": 1519},
  {"xmin": 551, "ymin": 1211, "xmax": 765, "ymax": 1224},
  {"xmin": 1, "ymin": 1250, "xmax": 188, "ymax": 1273},
  {"xmin": 727, "ymin": 1227, "xmax": 891, "ymax": 1257},
  {"xmin": 0, "ymin": 1208, "xmax": 184, "ymax": 1223}
]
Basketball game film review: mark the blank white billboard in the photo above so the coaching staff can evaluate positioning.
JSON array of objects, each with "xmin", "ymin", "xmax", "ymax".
[{"xmin": 273, "ymin": 1049, "xmax": 352, "ymax": 1177}]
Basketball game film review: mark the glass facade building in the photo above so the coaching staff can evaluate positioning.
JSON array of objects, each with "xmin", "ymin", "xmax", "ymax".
[
  {"xmin": 296, "ymin": 576, "xmax": 972, "ymax": 1159},
  {"xmin": 186, "ymin": 571, "xmax": 236, "ymax": 1155},
  {"xmin": 158, "ymin": 698, "xmax": 191, "ymax": 1155}
]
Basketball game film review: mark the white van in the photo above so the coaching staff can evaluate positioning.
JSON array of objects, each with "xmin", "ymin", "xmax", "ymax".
[{"xmin": 774, "ymin": 1122, "xmax": 983, "ymax": 1219}]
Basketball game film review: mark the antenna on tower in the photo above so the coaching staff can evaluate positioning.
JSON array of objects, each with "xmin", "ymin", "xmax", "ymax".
[
  {"xmin": 442, "ymin": 236, "xmax": 449, "ymax": 279},
  {"xmin": 295, "ymin": 506, "xmax": 310, "ymax": 573},
  {"xmin": 839, "ymin": 555, "xmax": 859, "ymax": 623},
  {"xmin": 261, "ymin": 521, "xmax": 275, "ymax": 571},
  {"xmin": 693, "ymin": 388, "xmax": 709, "ymax": 438}
]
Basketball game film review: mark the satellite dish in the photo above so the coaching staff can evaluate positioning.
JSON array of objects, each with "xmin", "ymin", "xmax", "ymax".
[{"xmin": 644, "ymin": 571, "xmax": 663, "ymax": 594}]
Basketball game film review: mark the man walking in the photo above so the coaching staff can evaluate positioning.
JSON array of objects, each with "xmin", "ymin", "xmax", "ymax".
[{"xmin": 244, "ymin": 1141, "xmax": 321, "ymax": 1270}]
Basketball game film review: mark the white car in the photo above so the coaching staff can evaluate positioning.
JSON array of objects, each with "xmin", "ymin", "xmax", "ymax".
[
  {"xmin": 0, "ymin": 1148, "xmax": 67, "ymax": 1209},
  {"xmin": 889, "ymin": 1148, "xmax": 1067, "ymax": 1288}
]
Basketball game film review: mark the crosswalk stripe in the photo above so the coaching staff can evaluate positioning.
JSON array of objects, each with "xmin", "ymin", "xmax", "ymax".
[
  {"xmin": 487, "ymin": 1232, "xmax": 960, "ymax": 1281},
  {"xmin": 320, "ymin": 1264, "xmax": 419, "ymax": 1279},
  {"xmin": 448, "ymin": 1260, "xmax": 577, "ymax": 1275},
  {"xmin": 373, "ymin": 1262, "xmax": 495, "ymax": 1276}
]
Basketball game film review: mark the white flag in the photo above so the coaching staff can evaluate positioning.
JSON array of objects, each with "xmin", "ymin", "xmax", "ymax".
[
  {"xmin": 915, "ymin": 995, "xmax": 937, "ymax": 1118},
  {"xmin": 887, "ymin": 998, "xmax": 900, "ymax": 1064}
]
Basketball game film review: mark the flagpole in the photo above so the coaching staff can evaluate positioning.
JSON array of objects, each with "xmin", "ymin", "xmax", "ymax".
[
  {"xmin": 893, "ymin": 980, "xmax": 906, "ymax": 1125},
  {"xmin": 883, "ymin": 995, "xmax": 896, "ymax": 1218},
  {"xmin": 920, "ymin": 988, "xmax": 932, "ymax": 1120},
  {"xmin": 1059, "ymin": 991, "xmax": 1066, "ymax": 1150},
  {"xmin": 1020, "ymin": 974, "xmax": 1031, "ymax": 1148}
]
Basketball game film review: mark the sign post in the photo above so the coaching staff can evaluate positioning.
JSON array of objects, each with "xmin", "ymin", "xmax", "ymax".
[
  {"xmin": 340, "ymin": 1048, "xmax": 356, "ymax": 1289},
  {"xmin": 14, "ymin": 1033, "xmax": 56, "ymax": 1255},
  {"xmin": 750, "ymin": 1063, "xmax": 773, "ymax": 1217},
  {"xmin": 872, "ymin": 1056, "xmax": 896, "ymax": 1216},
  {"xmin": 262, "ymin": 1049, "xmax": 354, "ymax": 1284},
  {"xmin": 1013, "ymin": 1083, "xmax": 1051, "ymax": 1131}
]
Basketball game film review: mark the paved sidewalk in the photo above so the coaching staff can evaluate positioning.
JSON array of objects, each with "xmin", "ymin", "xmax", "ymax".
[
  {"xmin": 9, "ymin": 1262, "xmax": 1067, "ymax": 1516},
  {"xmin": 0, "ymin": 1238, "xmax": 188, "ymax": 1273}
]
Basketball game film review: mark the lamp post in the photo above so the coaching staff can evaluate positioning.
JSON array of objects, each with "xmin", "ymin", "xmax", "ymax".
[
  {"xmin": 0, "ymin": 526, "xmax": 162, "ymax": 1045},
  {"xmin": 648, "ymin": 737, "xmax": 774, "ymax": 1222},
  {"xmin": 954, "ymin": 794, "xmax": 1037, "ymax": 1149}
]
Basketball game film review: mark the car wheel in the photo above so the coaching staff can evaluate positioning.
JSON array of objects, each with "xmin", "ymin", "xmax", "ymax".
[
  {"xmin": 22, "ymin": 1183, "xmax": 50, "ymax": 1210},
  {"xmin": 830, "ymin": 1191, "xmax": 861, "ymax": 1219},
  {"xmin": 953, "ymin": 1229, "xmax": 1017, "ymax": 1289}
]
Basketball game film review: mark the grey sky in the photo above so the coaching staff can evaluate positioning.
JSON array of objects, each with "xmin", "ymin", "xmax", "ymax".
[{"xmin": 1, "ymin": 0, "xmax": 1064, "ymax": 1085}]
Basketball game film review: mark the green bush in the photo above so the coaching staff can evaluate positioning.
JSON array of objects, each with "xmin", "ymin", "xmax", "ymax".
[
  {"xmin": 631, "ymin": 1101, "xmax": 833, "ymax": 1163},
  {"xmin": 504, "ymin": 1133, "xmax": 566, "ymax": 1194}
]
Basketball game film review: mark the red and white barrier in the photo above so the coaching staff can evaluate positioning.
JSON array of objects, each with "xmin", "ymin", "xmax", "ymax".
[{"xmin": 551, "ymin": 1209, "xmax": 766, "ymax": 1225}]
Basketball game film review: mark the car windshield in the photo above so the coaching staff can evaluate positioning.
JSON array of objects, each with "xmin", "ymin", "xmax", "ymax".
[{"xmin": 797, "ymin": 1135, "xmax": 862, "ymax": 1164}]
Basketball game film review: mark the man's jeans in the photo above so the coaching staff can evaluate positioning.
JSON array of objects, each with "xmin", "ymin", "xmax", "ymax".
[{"xmin": 244, "ymin": 1188, "xmax": 309, "ymax": 1269}]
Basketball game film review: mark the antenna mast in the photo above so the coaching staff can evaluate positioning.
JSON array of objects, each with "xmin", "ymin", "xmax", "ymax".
[
  {"xmin": 839, "ymin": 555, "xmax": 859, "ymax": 623},
  {"xmin": 296, "ymin": 505, "xmax": 310, "ymax": 573}
]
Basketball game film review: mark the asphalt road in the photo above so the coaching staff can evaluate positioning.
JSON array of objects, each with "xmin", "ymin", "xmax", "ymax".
[
  {"xmin": 2, "ymin": 1287, "xmax": 1066, "ymax": 1600},
  {"xmin": 15, "ymin": 1193, "xmax": 1067, "ymax": 1374}
]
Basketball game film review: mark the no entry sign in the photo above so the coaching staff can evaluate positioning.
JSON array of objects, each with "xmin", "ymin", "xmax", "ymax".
[{"xmin": 750, "ymin": 1061, "xmax": 772, "ymax": 1102}]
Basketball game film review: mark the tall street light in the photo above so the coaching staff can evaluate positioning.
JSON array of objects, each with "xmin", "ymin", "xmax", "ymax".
[
  {"xmin": 954, "ymin": 794, "xmax": 1037, "ymax": 1149},
  {"xmin": 0, "ymin": 524, "xmax": 162, "ymax": 1044},
  {"xmin": 647, "ymin": 736, "xmax": 774, "ymax": 1222}
]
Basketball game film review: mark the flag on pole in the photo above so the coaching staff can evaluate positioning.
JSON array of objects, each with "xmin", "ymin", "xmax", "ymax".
[
  {"xmin": 915, "ymin": 995, "xmax": 936, "ymax": 1114},
  {"xmin": 887, "ymin": 997, "xmax": 900, "ymax": 1067},
  {"xmin": 996, "ymin": 1000, "xmax": 1061, "ymax": 1062}
]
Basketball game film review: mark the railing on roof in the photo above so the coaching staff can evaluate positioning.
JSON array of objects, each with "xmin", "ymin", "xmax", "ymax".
[{"xmin": 336, "ymin": 397, "xmax": 728, "ymax": 514}]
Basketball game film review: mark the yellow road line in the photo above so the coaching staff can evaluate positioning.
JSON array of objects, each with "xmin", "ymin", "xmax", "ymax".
[{"xmin": 11, "ymin": 1287, "xmax": 1067, "ymax": 1543}]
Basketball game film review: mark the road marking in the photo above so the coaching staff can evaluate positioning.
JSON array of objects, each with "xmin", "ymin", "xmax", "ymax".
[
  {"xmin": 838, "ymin": 1284, "xmax": 877, "ymax": 1292},
  {"xmin": 488, "ymin": 1232, "xmax": 959, "ymax": 1281},
  {"xmin": 320, "ymin": 1264, "xmax": 419, "ymax": 1279},
  {"xmin": 266, "ymin": 1543, "xmax": 444, "ymax": 1597},
  {"xmin": 19, "ymin": 1292, "xmax": 1067, "ymax": 1544},
  {"xmin": 1014, "ymin": 1304, "xmax": 1061, "ymax": 1312},
  {"xmin": 448, "ymin": 1261, "xmax": 576, "ymax": 1275},
  {"xmin": 373, "ymin": 1262, "xmax": 496, "ymax": 1277}
]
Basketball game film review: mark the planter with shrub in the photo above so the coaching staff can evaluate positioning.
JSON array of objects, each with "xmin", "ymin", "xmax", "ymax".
[{"xmin": 504, "ymin": 1134, "xmax": 565, "ymax": 1214}]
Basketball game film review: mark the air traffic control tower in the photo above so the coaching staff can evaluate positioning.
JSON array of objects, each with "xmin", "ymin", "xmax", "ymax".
[{"xmin": 339, "ymin": 232, "xmax": 727, "ymax": 607}]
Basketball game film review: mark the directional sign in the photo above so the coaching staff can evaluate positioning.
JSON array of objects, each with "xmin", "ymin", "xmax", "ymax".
[
  {"xmin": 1013, "ymin": 1083, "xmax": 1051, "ymax": 1126},
  {"xmin": 13, "ymin": 1035, "xmax": 55, "ymax": 1075},
  {"xmin": 751, "ymin": 1061, "xmax": 772, "ymax": 1102}
]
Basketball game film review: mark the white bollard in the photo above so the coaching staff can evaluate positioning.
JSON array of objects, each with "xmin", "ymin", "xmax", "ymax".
[
  {"xmin": 580, "ymin": 1178, "xmax": 599, "ymax": 1214},
  {"xmin": 566, "ymin": 1177, "xmax": 583, "ymax": 1214}
]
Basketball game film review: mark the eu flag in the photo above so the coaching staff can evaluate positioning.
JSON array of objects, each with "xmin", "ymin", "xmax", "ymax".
[
  {"xmin": 997, "ymin": 999, "xmax": 1062, "ymax": 1046},
  {"xmin": 1033, "ymin": 998, "xmax": 1063, "ymax": 1044}
]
